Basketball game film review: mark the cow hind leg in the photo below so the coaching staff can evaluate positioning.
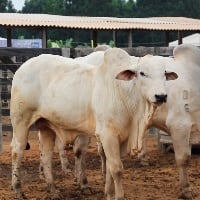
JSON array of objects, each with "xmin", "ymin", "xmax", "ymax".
[
  {"xmin": 73, "ymin": 135, "xmax": 90, "ymax": 190},
  {"xmin": 97, "ymin": 141, "xmax": 106, "ymax": 182},
  {"xmin": 39, "ymin": 127, "xmax": 63, "ymax": 200},
  {"xmin": 11, "ymin": 122, "xmax": 29, "ymax": 199}
]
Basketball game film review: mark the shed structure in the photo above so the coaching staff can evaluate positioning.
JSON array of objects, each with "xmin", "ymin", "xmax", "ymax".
[
  {"xmin": 0, "ymin": 13, "xmax": 200, "ymax": 47},
  {"xmin": 169, "ymin": 33, "xmax": 200, "ymax": 47}
]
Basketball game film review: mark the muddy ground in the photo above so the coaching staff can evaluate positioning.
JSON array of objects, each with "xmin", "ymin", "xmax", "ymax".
[{"xmin": 0, "ymin": 132, "xmax": 200, "ymax": 200}]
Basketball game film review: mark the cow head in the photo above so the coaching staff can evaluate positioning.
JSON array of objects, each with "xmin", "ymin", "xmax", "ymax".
[{"xmin": 116, "ymin": 54, "xmax": 178, "ymax": 106}]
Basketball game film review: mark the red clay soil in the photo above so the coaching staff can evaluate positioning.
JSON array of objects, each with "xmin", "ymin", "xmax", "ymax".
[{"xmin": 0, "ymin": 132, "xmax": 200, "ymax": 200}]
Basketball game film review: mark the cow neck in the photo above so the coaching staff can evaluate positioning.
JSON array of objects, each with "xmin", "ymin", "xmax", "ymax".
[{"xmin": 117, "ymin": 81, "xmax": 137, "ymax": 119}]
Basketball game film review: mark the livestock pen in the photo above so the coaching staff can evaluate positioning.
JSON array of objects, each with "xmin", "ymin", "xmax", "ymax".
[{"xmin": 1, "ymin": 46, "xmax": 200, "ymax": 200}]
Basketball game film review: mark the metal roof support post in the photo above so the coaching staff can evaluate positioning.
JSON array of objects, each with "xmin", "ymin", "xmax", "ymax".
[
  {"xmin": 42, "ymin": 28, "xmax": 47, "ymax": 48},
  {"xmin": 6, "ymin": 28, "xmax": 12, "ymax": 47},
  {"xmin": 164, "ymin": 31, "xmax": 169, "ymax": 47},
  {"xmin": 113, "ymin": 30, "xmax": 116, "ymax": 47},
  {"xmin": 128, "ymin": 30, "xmax": 132, "ymax": 47},
  {"xmin": 91, "ymin": 30, "xmax": 98, "ymax": 48},
  {"xmin": 178, "ymin": 31, "xmax": 183, "ymax": 45}
]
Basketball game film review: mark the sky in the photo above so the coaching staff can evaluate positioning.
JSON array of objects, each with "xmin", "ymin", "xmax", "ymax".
[{"xmin": 12, "ymin": 0, "xmax": 25, "ymax": 11}]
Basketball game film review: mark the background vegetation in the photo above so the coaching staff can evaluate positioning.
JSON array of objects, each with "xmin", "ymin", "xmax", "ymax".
[{"xmin": 0, "ymin": 0, "xmax": 200, "ymax": 47}]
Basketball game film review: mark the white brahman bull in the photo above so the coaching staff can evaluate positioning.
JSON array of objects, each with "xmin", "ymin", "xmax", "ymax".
[
  {"xmin": 99, "ymin": 44, "xmax": 200, "ymax": 199},
  {"xmin": 10, "ymin": 48, "xmax": 177, "ymax": 200},
  {"xmin": 51, "ymin": 51, "xmax": 140, "ymax": 183},
  {"xmin": 39, "ymin": 51, "xmax": 106, "ymax": 187}
]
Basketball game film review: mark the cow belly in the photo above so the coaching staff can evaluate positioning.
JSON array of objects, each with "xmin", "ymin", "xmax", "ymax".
[
  {"xmin": 190, "ymin": 125, "xmax": 200, "ymax": 145},
  {"xmin": 36, "ymin": 118, "xmax": 94, "ymax": 144},
  {"xmin": 190, "ymin": 132, "xmax": 200, "ymax": 145}
]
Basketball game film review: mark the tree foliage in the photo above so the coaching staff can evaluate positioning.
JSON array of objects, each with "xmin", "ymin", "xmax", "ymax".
[
  {"xmin": 0, "ymin": 0, "xmax": 16, "ymax": 12},
  {"xmin": 135, "ymin": 0, "xmax": 200, "ymax": 18}
]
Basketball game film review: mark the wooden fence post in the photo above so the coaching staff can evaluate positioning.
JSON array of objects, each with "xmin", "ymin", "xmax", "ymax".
[{"xmin": 0, "ymin": 82, "xmax": 2, "ymax": 153}]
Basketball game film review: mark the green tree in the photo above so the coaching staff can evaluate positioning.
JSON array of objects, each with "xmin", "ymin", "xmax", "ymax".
[
  {"xmin": 22, "ymin": 0, "xmax": 43, "ymax": 13},
  {"xmin": 7, "ymin": 0, "xmax": 16, "ymax": 12},
  {"xmin": 0, "ymin": 0, "xmax": 16, "ymax": 12},
  {"xmin": 0, "ymin": 0, "xmax": 7, "ymax": 12},
  {"xmin": 135, "ymin": 0, "xmax": 200, "ymax": 18}
]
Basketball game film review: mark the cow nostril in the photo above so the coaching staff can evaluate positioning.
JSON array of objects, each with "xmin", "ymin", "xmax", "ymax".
[{"xmin": 155, "ymin": 94, "xmax": 167, "ymax": 103}]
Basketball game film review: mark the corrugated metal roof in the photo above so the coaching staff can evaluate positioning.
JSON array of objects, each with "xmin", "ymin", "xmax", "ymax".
[{"xmin": 0, "ymin": 13, "xmax": 200, "ymax": 31}]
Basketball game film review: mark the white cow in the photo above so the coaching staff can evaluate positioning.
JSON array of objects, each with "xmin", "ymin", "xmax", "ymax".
[
  {"xmin": 52, "ymin": 51, "xmax": 140, "ymax": 182},
  {"xmin": 10, "ymin": 48, "xmax": 177, "ymax": 200},
  {"xmin": 150, "ymin": 44, "xmax": 200, "ymax": 199},
  {"xmin": 39, "ymin": 50, "xmax": 108, "ymax": 188},
  {"xmin": 99, "ymin": 44, "xmax": 200, "ymax": 199}
]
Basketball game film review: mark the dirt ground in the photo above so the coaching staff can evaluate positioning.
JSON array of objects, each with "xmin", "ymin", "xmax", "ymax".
[{"xmin": 0, "ymin": 132, "xmax": 200, "ymax": 200}]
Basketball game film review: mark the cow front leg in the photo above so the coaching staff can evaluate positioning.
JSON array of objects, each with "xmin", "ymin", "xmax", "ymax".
[
  {"xmin": 170, "ymin": 125, "xmax": 193, "ymax": 199},
  {"xmin": 105, "ymin": 162, "xmax": 115, "ymax": 200},
  {"xmin": 73, "ymin": 135, "xmax": 90, "ymax": 190},
  {"xmin": 99, "ymin": 133, "xmax": 124, "ymax": 200},
  {"xmin": 39, "ymin": 128, "xmax": 63, "ymax": 199},
  {"xmin": 97, "ymin": 141, "xmax": 106, "ymax": 181}
]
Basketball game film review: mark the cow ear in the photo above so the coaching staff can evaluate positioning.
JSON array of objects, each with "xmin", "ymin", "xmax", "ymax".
[
  {"xmin": 116, "ymin": 70, "xmax": 137, "ymax": 81},
  {"xmin": 165, "ymin": 71, "xmax": 178, "ymax": 81}
]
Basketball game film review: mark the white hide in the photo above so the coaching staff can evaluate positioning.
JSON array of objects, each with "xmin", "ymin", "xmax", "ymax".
[
  {"xmin": 10, "ymin": 48, "xmax": 175, "ymax": 200},
  {"xmin": 150, "ymin": 44, "xmax": 200, "ymax": 198}
]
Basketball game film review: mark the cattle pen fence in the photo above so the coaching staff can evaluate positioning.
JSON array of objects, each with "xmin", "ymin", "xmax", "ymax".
[{"xmin": 0, "ymin": 46, "xmax": 174, "ymax": 153}]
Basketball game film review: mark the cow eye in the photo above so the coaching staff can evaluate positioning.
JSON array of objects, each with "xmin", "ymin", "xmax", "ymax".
[{"xmin": 140, "ymin": 72, "xmax": 145, "ymax": 76}]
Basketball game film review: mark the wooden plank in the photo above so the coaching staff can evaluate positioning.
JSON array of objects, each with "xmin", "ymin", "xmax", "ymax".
[
  {"xmin": 2, "ymin": 124, "xmax": 38, "ymax": 132},
  {"xmin": 0, "ymin": 48, "xmax": 62, "ymax": 57},
  {"xmin": 0, "ymin": 78, "xmax": 12, "ymax": 85},
  {"xmin": 1, "ymin": 93, "xmax": 11, "ymax": 100},
  {"xmin": 0, "ymin": 64, "xmax": 21, "ymax": 73},
  {"xmin": 160, "ymin": 134, "xmax": 172, "ymax": 144},
  {"xmin": 0, "ymin": 121, "xmax": 2, "ymax": 153},
  {"xmin": 2, "ymin": 124, "xmax": 12, "ymax": 132},
  {"xmin": 158, "ymin": 131, "xmax": 172, "ymax": 144},
  {"xmin": 2, "ymin": 109, "xmax": 10, "ymax": 116},
  {"xmin": 0, "ymin": 84, "xmax": 2, "ymax": 153}
]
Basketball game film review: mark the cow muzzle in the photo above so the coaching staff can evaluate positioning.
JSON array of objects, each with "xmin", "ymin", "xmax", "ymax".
[{"xmin": 154, "ymin": 94, "xmax": 167, "ymax": 105}]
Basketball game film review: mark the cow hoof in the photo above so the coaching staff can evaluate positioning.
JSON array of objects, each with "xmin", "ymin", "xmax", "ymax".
[
  {"xmin": 14, "ymin": 192, "xmax": 27, "ymax": 200},
  {"xmin": 39, "ymin": 173, "xmax": 45, "ymax": 180},
  {"xmin": 105, "ymin": 194, "xmax": 115, "ymax": 200},
  {"xmin": 44, "ymin": 192, "xmax": 63, "ymax": 200},
  {"xmin": 178, "ymin": 187, "xmax": 195, "ymax": 199},
  {"xmin": 62, "ymin": 168, "xmax": 73, "ymax": 176},
  {"xmin": 81, "ymin": 186, "xmax": 92, "ymax": 195},
  {"xmin": 139, "ymin": 159, "xmax": 150, "ymax": 166}
]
